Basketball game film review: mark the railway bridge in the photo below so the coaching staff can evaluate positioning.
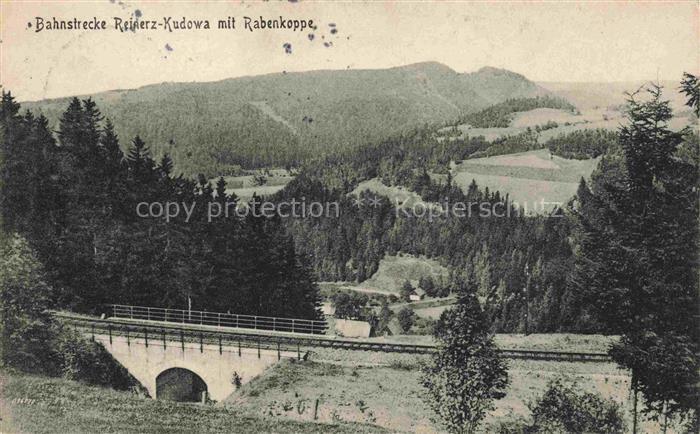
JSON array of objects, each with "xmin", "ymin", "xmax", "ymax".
[{"xmin": 55, "ymin": 304, "xmax": 612, "ymax": 403}]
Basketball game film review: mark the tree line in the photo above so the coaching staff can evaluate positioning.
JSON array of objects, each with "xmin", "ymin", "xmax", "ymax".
[{"xmin": 458, "ymin": 95, "xmax": 577, "ymax": 128}]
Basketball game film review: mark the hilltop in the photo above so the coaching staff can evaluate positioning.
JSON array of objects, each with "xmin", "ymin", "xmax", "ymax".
[{"xmin": 23, "ymin": 62, "xmax": 549, "ymax": 177}]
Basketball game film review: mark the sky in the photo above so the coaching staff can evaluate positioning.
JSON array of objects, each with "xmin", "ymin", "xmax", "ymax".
[{"xmin": 1, "ymin": 0, "xmax": 698, "ymax": 101}]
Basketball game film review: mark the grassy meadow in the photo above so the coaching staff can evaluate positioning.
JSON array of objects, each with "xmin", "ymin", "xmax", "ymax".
[
  {"xmin": 320, "ymin": 254, "xmax": 450, "ymax": 297},
  {"xmin": 0, "ymin": 371, "xmax": 383, "ymax": 434},
  {"xmin": 226, "ymin": 348, "xmax": 676, "ymax": 433},
  {"xmin": 361, "ymin": 254, "xmax": 449, "ymax": 296},
  {"xmin": 215, "ymin": 170, "xmax": 295, "ymax": 202},
  {"xmin": 351, "ymin": 178, "xmax": 439, "ymax": 211},
  {"xmin": 451, "ymin": 149, "xmax": 599, "ymax": 211}
]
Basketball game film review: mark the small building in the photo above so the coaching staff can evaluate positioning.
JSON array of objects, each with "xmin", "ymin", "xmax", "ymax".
[
  {"xmin": 334, "ymin": 318, "xmax": 372, "ymax": 338},
  {"xmin": 409, "ymin": 288, "xmax": 426, "ymax": 302},
  {"xmin": 320, "ymin": 302, "xmax": 336, "ymax": 316}
]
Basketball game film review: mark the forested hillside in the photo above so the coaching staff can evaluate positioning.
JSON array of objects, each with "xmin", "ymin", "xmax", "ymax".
[
  {"xmin": 270, "ymin": 80, "xmax": 698, "ymax": 334},
  {"xmin": 23, "ymin": 63, "xmax": 548, "ymax": 176},
  {"xmin": 275, "ymin": 130, "xmax": 586, "ymax": 333},
  {"xmin": 0, "ymin": 93, "xmax": 322, "ymax": 320}
]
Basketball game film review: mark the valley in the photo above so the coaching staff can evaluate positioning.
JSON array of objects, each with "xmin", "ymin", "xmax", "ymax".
[{"xmin": 3, "ymin": 57, "xmax": 697, "ymax": 434}]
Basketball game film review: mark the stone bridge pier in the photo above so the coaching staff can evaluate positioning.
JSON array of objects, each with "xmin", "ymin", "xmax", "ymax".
[{"xmin": 93, "ymin": 334, "xmax": 297, "ymax": 402}]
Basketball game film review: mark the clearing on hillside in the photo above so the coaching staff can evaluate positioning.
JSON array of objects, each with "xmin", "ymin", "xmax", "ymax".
[
  {"xmin": 443, "ymin": 107, "xmax": 623, "ymax": 142},
  {"xmin": 350, "ymin": 178, "xmax": 438, "ymax": 210},
  {"xmin": 319, "ymin": 254, "xmax": 449, "ymax": 297},
  {"xmin": 361, "ymin": 254, "xmax": 449, "ymax": 296},
  {"xmin": 213, "ymin": 170, "xmax": 295, "ymax": 201},
  {"xmin": 451, "ymin": 149, "xmax": 599, "ymax": 211}
]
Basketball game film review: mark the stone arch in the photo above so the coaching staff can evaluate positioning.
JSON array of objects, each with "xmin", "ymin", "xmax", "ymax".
[{"xmin": 156, "ymin": 367, "xmax": 208, "ymax": 402}]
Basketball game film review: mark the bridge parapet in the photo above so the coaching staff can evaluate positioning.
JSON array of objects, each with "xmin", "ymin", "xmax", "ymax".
[{"xmin": 108, "ymin": 304, "xmax": 327, "ymax": 334}]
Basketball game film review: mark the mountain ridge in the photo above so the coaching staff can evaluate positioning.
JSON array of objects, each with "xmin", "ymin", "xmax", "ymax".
[{"xmin": 23, "ymin": 62, "xmax": 552, "ymax": 176}]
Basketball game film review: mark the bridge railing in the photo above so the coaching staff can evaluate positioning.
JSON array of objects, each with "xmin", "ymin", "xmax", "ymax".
[{"xmin": 108, "ymin": 304, "xmax": 327, "ymax": 335}]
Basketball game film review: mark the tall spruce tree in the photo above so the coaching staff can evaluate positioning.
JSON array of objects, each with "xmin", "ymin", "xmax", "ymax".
[
  {"xmin": 570, "ymin": 83, "xmax": 699, "ymax": 431},
  {"xmin": 0, "ymin": 92, "xmax": 30, "ymax": 234}
]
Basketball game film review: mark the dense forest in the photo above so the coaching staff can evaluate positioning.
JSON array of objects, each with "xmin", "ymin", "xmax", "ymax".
[
  {"xmin": 276, "ymin": 132, "xmax": 586, "ymax": 333},
  {"xmin": 2, "ymin": 77, "xmax": 697, "ymax": 338},
  {"xmin": 0, "ymin": 94, "xmax": 322, "ymax": 320},
  {"xmin": 546, "ymin": 129, "xmax": 619, "ymax": 159}
]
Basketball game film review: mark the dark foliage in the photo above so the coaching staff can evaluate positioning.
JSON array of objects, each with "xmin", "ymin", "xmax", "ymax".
[
  {"xmin": 279, "ymin": 128, "xmax": 587, "ymax": 333},
  {"xmin": 546, "ymin": 129, "xmax": 618, "ymax": 159},
  {"xmin": 569, "ymin": 83, "xmax": 699, "ymax": 424},
  {"xmin": 422, "ymin": 295, "xmax": 508, "ymax": 433},
  {"xmin": 331, "ymin": 292, "xmax": 368, "ymax": 320},
  {"xmin": 528, "ymin": 379, "xmax": 625, "ymax": 433},
  {"xmin": 397, "ymin": 307, "xmax": 416, "ymax": 332},
  {"xmin": 0, "ymin": 94, "xmax": 323, "ymax": 322},
  {"xmin": 0, "ymin": 232, "xmax": 139, "ymax": 391}
]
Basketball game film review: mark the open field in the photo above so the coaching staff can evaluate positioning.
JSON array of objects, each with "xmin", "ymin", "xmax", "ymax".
[
  {"xmin": 510, "ymin": 107, "xmax": 583, "ymax": 127},
  {"xmin": 320, "ymin": 254, "xmax": 450, "ymax": 297},
  {"xmin": 445, "ymin": 104, "xmax": 692, "ymax": 145},
  {"xmin": 318, "ymin": 281, "xmax": 394, "ymax": 297},
  {"xmin": 452, "ymin": 149, "xmax": 599, "ymax": 211},
  {"xmin": 226, "ymin": 348, "xmax": 675, "ymax": 433},
  {"xmin": 0, "ymin": 371, "xmax": 382, "ymax": 434},
  {"xmin": 351, "ymin": 178, "xmax": 438, "ymax": 210},
  {"xmin": 387, "ymin": 296, "xmax": 457, "ymax": 320},
  {"xmin": 349, "ymin": 333, "xmax": 617, "ymax": 354},
  {"xmin": 225, "ymin": 184, "xmax": 287, "ymax": 201},
  {"xmin": 447, "ymin": 107, "xmax": 623, "ymax": 142},
  {"xmin": 412, "ymin": 304, "xmax": 453, "ymax": 320},
  {"xmin": 216, "ymin": 170, "xmax": 295, "ymax": 201},
  {"xmin": 362, "ymin": 254, "xmax": 449, "ymax": 295}
]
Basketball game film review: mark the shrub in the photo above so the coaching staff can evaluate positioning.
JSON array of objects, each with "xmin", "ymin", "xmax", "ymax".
[
  {"xmin": 397, "ymin": 307, "xmax": 416, "ymax": 333},
  {"xmin": 413, "ymin": 317, "xmax": 437, "ymax": 336},
  {"xmin": 53, "ymin": 327, "xmax": 141, "ymax": 391},
  {"xmin": 0, "ymin": 234, "xmax": 57, "ymax": 375},
  {"xmin": 422, "ymin": 295, "xmax": 509, "ymax": 433},
  {"xmin": 528, "ymin": 379, "xmax": 625, "ymax": 433},
  {"xmin": 331, "ymin": 292, "xmax": 368, "ymax": 320},
  {"xmin": 231, "ymin": 371, "xmax": 242, "ymax": 389},
  {"xmin": 388, "ymin": 359, "xmax": 418, "ymax": 371},
  {"xmin": 400, "ymin": 280, "xmax": 415, "ymax": 302}
]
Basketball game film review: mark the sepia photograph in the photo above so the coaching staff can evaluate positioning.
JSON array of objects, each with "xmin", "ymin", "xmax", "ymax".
[{"xmin": 0, "ymin": 1, "xmax": 698, "ymax": 433}]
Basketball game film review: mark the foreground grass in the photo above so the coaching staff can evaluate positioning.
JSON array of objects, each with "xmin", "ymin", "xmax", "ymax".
[
  {"xmin": 0, "ymin": 371, "xmax": 384, "ymax": 434},
  {"xmin": 228, "ymin": 355, "xmax": 674, "ymax": 433}
]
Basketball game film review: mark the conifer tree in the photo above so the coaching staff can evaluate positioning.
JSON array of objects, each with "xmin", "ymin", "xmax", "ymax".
[{"xmin": 570, "ymin": 83, "xmax": 699, "ymax": 430}]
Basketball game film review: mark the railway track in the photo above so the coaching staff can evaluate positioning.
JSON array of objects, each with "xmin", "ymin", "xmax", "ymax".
[{"xmin": 53, "ymin": 312, "xmax": 612, "ymax": 363}]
